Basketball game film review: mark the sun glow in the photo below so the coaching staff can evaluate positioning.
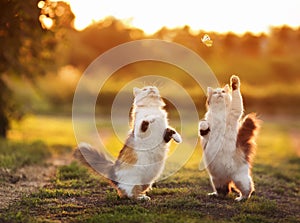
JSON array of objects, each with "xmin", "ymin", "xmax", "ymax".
[
  {"xmin": 63, "ymin": 0, "xmax": 300, "ymax": 35},
  {"xmin": 39, "ymin": 14, "xmax": 54, "ymax": 29}
]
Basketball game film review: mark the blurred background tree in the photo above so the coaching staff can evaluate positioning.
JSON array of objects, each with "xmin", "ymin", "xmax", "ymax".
[
  {"xmin": 0, "ymin": 0, "xmax": 74, "ymax": 137},
  {"xmin": 0, "ymin": 0, "xmax": 299, "ymax": 138}
]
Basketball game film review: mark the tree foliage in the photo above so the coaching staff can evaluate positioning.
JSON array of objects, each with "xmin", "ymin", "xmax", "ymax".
[
  {"xmin": 58, "ymin": 19, "xmax": 300, "ymax": 84},
  {"xmin": 0, "ymin": 0, "xmax": 74, "ymax": 137},
  {"xmin": 0, "ymin": 0, "xmax": 299, "ymax": 136}
]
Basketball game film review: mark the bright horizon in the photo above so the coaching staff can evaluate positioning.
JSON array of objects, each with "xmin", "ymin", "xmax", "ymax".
[{"xmin": 64, "ymin": 0, "xmax": 300, "ymax": 35}]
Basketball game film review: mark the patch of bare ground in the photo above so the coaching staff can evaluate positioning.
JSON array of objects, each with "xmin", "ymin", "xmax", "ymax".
[{"xmin": 0, "ymin": 154, "xmax": 71, "ymax": 211}]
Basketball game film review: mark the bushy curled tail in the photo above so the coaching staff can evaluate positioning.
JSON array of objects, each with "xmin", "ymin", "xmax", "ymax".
[
  {"xmin": 73, "ymin": 143, "xmax": 114, "ymax": 178},
  {"xmin": 236, "ymin": 113, "xmax": 260, "ymax": 164}
]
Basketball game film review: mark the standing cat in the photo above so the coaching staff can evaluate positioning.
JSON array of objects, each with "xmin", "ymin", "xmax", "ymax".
[
  {"xmin": 74, "ymin": 86, "xmax": 182, "ymax": 200},
  {"xmin": 199, "ymin": 75, "xmax": 260, "ymax": 201}
]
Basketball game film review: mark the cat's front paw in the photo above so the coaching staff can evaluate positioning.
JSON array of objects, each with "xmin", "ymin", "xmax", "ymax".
[
  {"xmin": 141, "ymin": 120, "xmax": 150, "ymax": 132},
  {"xmin": 164, "ymin": 128, "xmax": 182, "ymax": 143},
  {"xmin": 230, "ymin": 75, "xmax": 240, "ymax": 91},
  {"xmin": 140, "ymin": 116, "xmax": 158, "ymax": 132},
  {"xmin": 172, "ymin": 132, "xmax": 182, "ymax": 143},
  {"xmin": 199, "ymin": 120, "xmax": 210, "ymax": 136},
  {"xmin": 199, "ymin": 120, "xmax": 209, "ymax": 130}
]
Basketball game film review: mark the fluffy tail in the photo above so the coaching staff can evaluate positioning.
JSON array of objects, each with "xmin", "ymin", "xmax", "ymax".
[
  {"xmin": 73, "ymin": 143, "xmax": 115, "ymax": 178},
  {"xmin": 236, "ymin": 113, "xmax": 260, "ymax": 164}
]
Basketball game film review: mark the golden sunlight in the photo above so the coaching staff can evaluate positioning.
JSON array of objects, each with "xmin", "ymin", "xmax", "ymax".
[{"xmin": 63, "ymin": 0, "xmax": 299, "ymax": 34}]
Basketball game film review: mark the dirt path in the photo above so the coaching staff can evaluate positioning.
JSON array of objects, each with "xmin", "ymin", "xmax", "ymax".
[{"xmin": 0, "ymin": 154, "xmax": 72, "ymax": 211}]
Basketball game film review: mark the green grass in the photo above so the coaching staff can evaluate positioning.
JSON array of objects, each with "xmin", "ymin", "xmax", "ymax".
[
  {"xmin": 0, "ymin": 115, "xmax": 299, "ymax": 222},
  {"xmin": 0, "ymin": 140, "xmax": 50, "ymax": 171}
]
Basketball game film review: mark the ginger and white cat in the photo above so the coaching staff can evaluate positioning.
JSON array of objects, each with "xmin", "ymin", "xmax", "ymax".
[
  {"xmin": 74, "ymin": 86, "xmax": 182, "ymax": 200},
  {"xmin": 199, "ymin": 75, "xmax": 260, "ymax": 201}
]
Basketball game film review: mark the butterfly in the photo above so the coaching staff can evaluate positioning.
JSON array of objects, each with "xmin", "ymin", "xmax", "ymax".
[{"xmin": 201, "ymin": 34, "xmax": 213, "ymax": 47}]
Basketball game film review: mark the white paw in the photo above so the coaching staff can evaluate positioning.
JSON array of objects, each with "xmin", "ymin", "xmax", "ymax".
[
  {"xmin": 230, "ymin": 75, "xmax": 240, "ymax": 90},
  {"xmin": 137, "ymin": 195, "xmax": 151, "ymax": 201},
  {"xmin": 199, "ymin": 121, "xmax": 209, "ymax": 130},
  {"xmin": 172, "ymin": 132, "xmax": 182, "ymax": 143},
  {"xmin": 235, "ymin": 196, "xmax": 246, "ymax": 202},
  {"xmin": 208, "ymin": 192, "xmax": 218, "ymax": 197}
]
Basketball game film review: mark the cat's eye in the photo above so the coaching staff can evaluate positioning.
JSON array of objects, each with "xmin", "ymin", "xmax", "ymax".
[
  {"xmin": 142, "ymin": 89, "xmax": 147, "ymax": 91},
  {"xmin": 222, "ymin": 90, "xmax": 225, "ymax": 93}
]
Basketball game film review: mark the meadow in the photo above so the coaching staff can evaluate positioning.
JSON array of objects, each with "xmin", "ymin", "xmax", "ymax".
[
  {"xmin": 0, "ymin": 114, "xmax": 299, "ymax": 222},
  {"xmin": 1, "ymin": 3, "xmax": 300, "ymax": 222}
]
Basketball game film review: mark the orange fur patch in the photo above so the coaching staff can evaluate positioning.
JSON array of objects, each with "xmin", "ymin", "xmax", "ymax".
[
  {"xmin": 116, "ymin": 187, "xmax": 127, "ymax": 198},
  {"xmin": 117, "ymin": 145, "xmax": 137, "ymax": 165},
  {"xmin": 236, "ymin": 113, "xmax": 260, "ymax": 164}
]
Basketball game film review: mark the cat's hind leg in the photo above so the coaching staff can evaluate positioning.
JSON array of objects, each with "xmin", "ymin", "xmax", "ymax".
[
  {"xmin": 207, "ymin": 175, "xmax": 218, "ymax": 197},
  {"xmin": 116, "ymin": 184, "xmax": 151, "ymax": 201},
  {"xmin": 232, "ymin": 171, "xmax": 254, "ymax": 201},
  {"xmin": 216, "ymin": 184, "xmax": 230, "ymax": 197},
  {"xmin": 132, "ymin": 184, "xmax": 151, "ymax": 201},
  {"xmin": 208, "ymin": 176, "xmax": 230, "ymax": 197}
]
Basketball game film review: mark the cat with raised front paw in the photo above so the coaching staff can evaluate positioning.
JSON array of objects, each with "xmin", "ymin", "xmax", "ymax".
[
  {"xmin": 199, "ymin": 75, "xmax": 260, "ymax": 201},
  {"xmin": 74, "ymin": 86, "xmax": 181, "ymax": 200}
]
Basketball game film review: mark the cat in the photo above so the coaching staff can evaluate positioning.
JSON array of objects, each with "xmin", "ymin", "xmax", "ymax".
[
  {"xmin": 74, "ymin": 86, "xmax": 182, "ymax": 200},
  {"xmin": 198, "ymin": 75, "xmax": 260, "ymax": 201}
]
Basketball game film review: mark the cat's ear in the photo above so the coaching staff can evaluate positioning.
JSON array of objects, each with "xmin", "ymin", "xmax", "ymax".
[
  {"xmin": 207, "ymin": 87, "xmax": 213, "ymax": 105},
  {"xmin": 133, "ymin": 87, "xmax": 141, "ymax": 96},
  {"xmin": 224, "ymin": 84, "xmax": 230, "ymax": 93},
  {"xmin": 207, "ymin": 87, "xmax": 213, "ymax": 96}
]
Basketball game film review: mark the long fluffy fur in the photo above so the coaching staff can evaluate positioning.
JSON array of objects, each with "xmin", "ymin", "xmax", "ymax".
[
  {"xmin": 237, "ymin": 113, "xmax": 260, "ymax": 164},
  {"xmin": 73, "ymin": 143, "xmax": 114, "ymax": 178}
]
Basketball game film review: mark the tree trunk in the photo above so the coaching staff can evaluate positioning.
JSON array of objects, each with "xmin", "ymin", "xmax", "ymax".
[{"xmin": 0, "ymin": 110, "xmax": 8, "ymax": 138}]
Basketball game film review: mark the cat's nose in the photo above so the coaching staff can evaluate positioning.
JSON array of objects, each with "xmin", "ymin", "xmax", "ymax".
[{"xmin": 149, "ymin": 87, "xmax": 156, "ymax": 93}]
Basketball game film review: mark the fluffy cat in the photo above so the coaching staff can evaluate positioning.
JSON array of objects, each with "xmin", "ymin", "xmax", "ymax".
[
  {"xmin": 74, "ymin": 86, "xmax": 182, "ymax": 200},
  {"xmin": 199, "ymin": 75, "xmax": 260, "ymax": 201}
]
